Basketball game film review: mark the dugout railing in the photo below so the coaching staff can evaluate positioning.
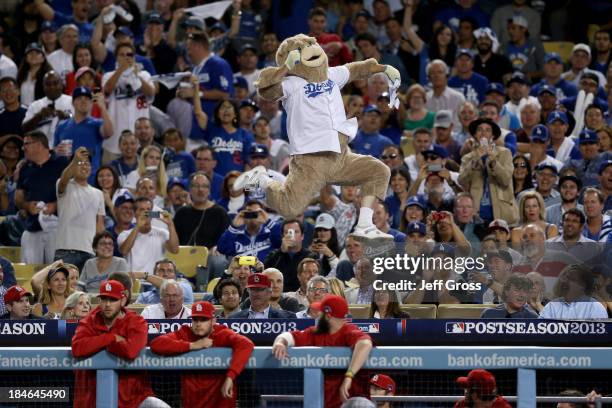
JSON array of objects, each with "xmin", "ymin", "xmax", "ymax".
[{"xmin": 1, "ymin": 346, "xmax": 611, "ymax": 407}]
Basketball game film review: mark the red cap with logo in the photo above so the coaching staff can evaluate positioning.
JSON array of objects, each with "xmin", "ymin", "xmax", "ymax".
[
  {"xmin": 3, "ymin": 285, "xmax": 33, "ymax": 304},
  {"xmin": 99, "ymin": 280, "xmax": 126, "ymax": 300},
  {"xmin": 247, "ymin": 273, "xmax": 271, "ymax": 288},
  {"xmin": 191, "ymin": 301, "xmax": 215, "ymax": 319},
  {"xmin": 370, "ymin": 374, "xmax": 396, "ymax": 393},
  {"xmin": 456, "ymin": 369, "xmax": 497, "ymax": 395},
  {"xmin": 319, "ymin": 294, "xmax": 349, "ymax": 319}
]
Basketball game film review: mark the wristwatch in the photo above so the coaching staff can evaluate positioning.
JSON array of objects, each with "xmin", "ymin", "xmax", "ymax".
[{"xmin": 144, "ymin": 272, "xmax": 149, "ymax": 280}]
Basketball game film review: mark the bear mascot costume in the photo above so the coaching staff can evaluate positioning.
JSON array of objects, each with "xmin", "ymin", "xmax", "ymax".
[{"xmin": 234, "ymin": 34, "xmax": 401, "ymax": 243}]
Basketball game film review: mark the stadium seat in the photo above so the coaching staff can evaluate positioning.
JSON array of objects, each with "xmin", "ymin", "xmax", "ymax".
[
  {"xmin": 132, "ymin": 278, "xmax": 141, "ymax": 294},
  {"xmin": 166, "ymin": 246, "xmax": 208, "ymax": 278},
  {"xmin": 0, "ymin": 246, "xmax": 21, "ymax": 263},
  {"xmin": 89, "ymin": 294, "xmax": 100, "ymax": 304},
  {"xmin": 348, "ymin": 304, "xmax": 371, "ymax": 318},
  {"xmin": 437, "ymin": 304, "xmax": 491, "ymax": 319},
  {"xmin": 206, "ymin": 277, "xmax": 220, "ymax": 293},
  {"xmin": 400, "ymin": 304, "xmax": 437, "ymax": 319},
  {"xmin": 16, "ymin": 278, "xmax": 33, "ymax": 294},
  {"xmin": 13, "ymin": 263, "xmax": 38, "ymax": 280},
  {"xmin": 543, "ymin": 41, "xmax": 575, "ymax": 63}
]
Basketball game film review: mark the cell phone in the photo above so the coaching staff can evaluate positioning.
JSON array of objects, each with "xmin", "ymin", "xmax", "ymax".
[
  {"xmin": 431, "ymin": 211, "xmax": 445, "ymax": 222},
  {"xmin": 313, "ymin": 238, "xmax": 322, "ymax": 244},
  {"xmin": 427, "ymin": 164, "xmax": 443, "ymax": 172},
  {"xmin": 147, "ymin": 211, "xmax": 161, "ymax": 219},
  {"xmin": 243, "ymin": 211, "xmax": 258, "ymax": 219},
  {"xmin": 287, "ymin": 229, "xmax": 295, "ymax": 240},
  {"xmin": 178, "ymin": 82, "xmax": 194, "ymax": 89},
  {"xmin": 480, "ymin": 138, "xmax": 489, "ymax": 148},
  {"xmin": 238, "ymin": 256, "xmax": 257, "ymax": 266}
]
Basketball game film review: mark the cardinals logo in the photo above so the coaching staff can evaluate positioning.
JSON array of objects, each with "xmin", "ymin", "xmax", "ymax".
[
  {"xmin": 254, "ymin": 275, "xmax": 260, "ymax": 283},
  {"xmin": 196, "ymin": 304, "xmax": 203, "ymax": 312},
  {"xmin": 105, "ymin": 283, "xmax": 112, "ymax": 292}
]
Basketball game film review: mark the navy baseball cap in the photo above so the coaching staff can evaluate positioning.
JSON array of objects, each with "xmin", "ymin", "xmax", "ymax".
[
  {"xmin": 485, "ymin": 83, "xmax": 506, "ymax": 96},
  {"xmin": 40, "ymin": 21, "xmax": 57, "ymax": 32},
  {"xmin": 579, "ymin": 129, "xmax": 599, "ymax": 144},
  {"xmin": 546, "ymin": 110, "xmax": 568, "ymax": 125},
  {"xmin": 72, "ymin": 86, "xmax": 92, "ymax": 99},
  {"xmin": 421, "ymin": 144, "xmax": 449, "ymax": 159},
  {"xmin": 167, "ymin": 177, "xmax": 187, "ymax": 190},
  {"xmin": 544, "ymin": 52, "xmax": 563, "ymax": 64},
  {"xmin": 598, "ymin": 160, "xmax": 612, "ymax": 175},
  {"xmin": 209, "ymin": 22, "xmax": 227, "ymax": 33},
  {"xmin": 530, "ymin": 124, "xmax": 549, "ymax": 143},
  {"xmin": 25, "ymin": 42, "xmax": 44, "ymax": 54},
  {"xmin": 233, "ymin": 76, "xmax": 248, "ymax": 89},
  {"xmin": 430, "ymin": 243, "xmax": 455, "ymax": 257},
  {"xmin": 507, "ymin": 71, "xmax": 529, "ymax": 86},
  {"xmin": 535, "ymin": 163, "xmax": 558, "ymax": 175},
  {"xmin": 114, "ymin": 26, "xmax": 134, "ymax": 38},
  {"xmin": 249, "ymin": 144, "xmax": 269, "ymax": 157},
  {"xmin": 363, "ymin": 104, "xmax": 381, "ymax": 114},
  {"xmin": 182, "ymin": 16, "xmax": 205, "ymax": 30},
  {"xmin": 146, "ymin": 12, "xmax": 164, "ymax": 25},
  {"xmin": 114, "ymin": 192, "xmax": 134, "ymax": 207},
  {"xmin": 406, "ymin": 221, "xmax": 426, "ymax": 236},
  {"xmin": 537, "ymin": 84, "xmax": 556, "ymax": 97},
  {"xmin": 406, "ymin": 196, "xmax": 425, "ymax": 210},
  {"xmin": 239, "ymin": 98, "xmax": 259, "ymax": 112},
  {"xmin": 456, "ymin": 48, "xmax": 474, "ymax": 59},
  {"xmin": 240, "ymin": 43, "xmax": 257, "ymax": 55},
  {"xmin": 559, "ymin": 175, "xmax": 582, "ymax": 190}
]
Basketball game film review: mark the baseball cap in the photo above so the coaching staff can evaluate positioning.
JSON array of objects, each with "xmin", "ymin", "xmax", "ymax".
[
  {"xmin": 572, "ymin": 43, "xmax": 591, "ymax": 57},
  {"xmin": 72, "ymin": 86, "xmax": 92, "ymax": 99},
  {"xmin": 319, "ymin": 294, "xmax": 349, "ymax": 319},
  {"xmin": 377, "ymin": 92, "xmax": 390, "ymax": 101},
  {"xmin": 434, "ymin": 110, "xmax": 453, "ymax": 128},
  {"xmin": 559, "ymin": 175, "xmax": 581, "ymax": 190},
  {"xmin": 47, "ymin": 266, "xmax": 69, "ymax": 281},
  {"xmin": 486, "ymin": 249, "xmax": 513, "ymax": 265},
  {"xmin": 406, "ymin": 196, "xmax": 425, "ymax": 210},
  {"xmin": 167, "ymin": 177, "xmax": 187, "ymax": 190},
  {"xmin": 544, "ymin": 52, "xmax": 563, "ymax": 64},
  {"xmin": 3, "ymin": 285, "xmax": 33, "ymax": 304},
  {"xmin": 370, "ymin": 374, "xmax": 396, "ymax": 393},
  {"xmin": 146, "ymin": 12, "xmax": 164, "ymax": 25},
  {"xmin": 239, "ymin": 98, "xmax": 259, "ymax": 112},
  {"xmin": 537, "ymin": 84, "xmax": 556, "ymax": 97},
  {"xmin": 75, "ymin": 66, "xmax": 96, "ymax": 81},
  {"xmin": 535, "ymin": 163, "xmax": 558, "ymax": 175},
  {"xmin": 507, "ymin": 71, "xmax": 529, "ymax": 86},
  {"xmin": 182, "ymin": 16, "xmax": 205, "ymax": 30},
  {"xmin": 488, "ymin": 219, "xmax": 510, "ymax": 233},
  {"xmin": 99, "ymin": 280, "xmax": 126, "ymax": 300},
  {"xmin": 546, "ymin": 110, "xmax": 568, "ymax": 125},
  {"xmin": 240, "ymin": 43, "xmax": 257, "ymax": 55},
  {"xmin": 363, "ymin": 104, "xmax": 381, "ymax": 114},
  {"xmin": 598, "ymin": 160, "xmax": 612, "ymax": 175},
  {"xmin": 468, "ymin": 118, "xmax": 501, "ymax": 139},
  {"xmin": 530, "ymin": 124, "xmax": 549, "ymax": 143},
  {"xmin": 579, "ymin": 129, "xmax": 599, "ymax": 144},
  {"xmin": 421, "ymin": 144, "xmax": 449, "ymax": 159},
  {"xmin": 191, "ymin": 301, "xmax": 215, "ymax": 319},
  {"xmin": 25, "ymin": 42, "xmax": 44, "ymax": 54},
  {"xmin": 114, "ymin": 26, "xmax": 134, "ymax": 38},
  {"xmin": 40, "ymin": 21, "xmax": 57, "ymax": 33},
  {"xmin": 456, "ymin": 48, "xmax": 474, "ymax": 59},
  {"xmin": 233, "ymin": 76, "xmax": 248, "ymax": 89},
  {"xmin": 406, "ymin": 221, "xmax": 426, "ymax": 236},
  {"xmin": 114, "ymin": 192, "xmax": 134, "ymax": 207},
  {"xmin": 247, "ymin": 273, "xmax": 271, "ymax": 289},
  {"xmin": 315, "ymin": 213, "xmax": 335, "ymax": 230},
  {"xmin": 456, "ymin": 369, "xmax": 497, "ymax": 396},
  {"xmin": 249, "ymin": 144, "xmax": 269, "ymax": 158},
  {"xmin": 485, "ymin": 83, "xmax": 506, "ymax": 96},
  {"xmin": 581, "ymin": 71, "xmax": 600, "ymax": 85},
  {"xmin": 430, "ymin": 243, "xmax": 455, "ymax": 257},
  {"xmin": 209, "ymin": 22, "xmax": 227, "ymax": 33},
  {"xmin": 509, "ymin": 15, "xmax": 528, "ymax": 29}
]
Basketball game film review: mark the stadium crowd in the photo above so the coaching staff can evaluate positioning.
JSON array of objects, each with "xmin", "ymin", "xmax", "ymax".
[{"xmin": 0, "ymin": 0, "xmax": 611, "ymax": 325}]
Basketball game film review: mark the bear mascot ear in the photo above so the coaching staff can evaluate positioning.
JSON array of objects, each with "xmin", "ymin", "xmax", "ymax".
[{"xmin": 275, "ymin": 34, "xmax": 315, "ymax": 67}]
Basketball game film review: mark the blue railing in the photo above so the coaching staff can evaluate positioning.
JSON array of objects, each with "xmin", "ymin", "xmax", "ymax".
[{"xmin": 1, "ymin": 346, "xmax": 611, "ymax": 407}]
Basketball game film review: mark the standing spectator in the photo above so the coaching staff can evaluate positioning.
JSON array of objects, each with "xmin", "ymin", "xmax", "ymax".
[
  {"xmin": 54, "ymin": 87, "xmax": 113, "ymax": 176},
  {"xmin": 428, "ymin": 25, "xmax": 457, "ymax": 70},
  {"xmin": 448, "ymin": 49, "xmax": 489, "ymax": 105},
  {"xmin": 63, "ymin": 45, "xmax": 99, "ymax": 97},
  {"xmin": 546, "ymin": 175, "xmax": 583, "ymax": 228},
  {"xmin": 141, "ymin": 279, "xmax": 191, "ymax": 319},
  {"xmin": 498, "ymin": 16, "xmax": 544, "ymax": 80},
  {"xmin": 351, "ymin": 105, "xmax": 394, "ymax": 158},
  {"xmin": 568, "ymin": 130, "xmax": 608, "ymax": 188},
  {"xmin": 530, "ymin": 53, "xmax": 578, "ymax": 100},
  {"xmin": 106, "ymin": 193, "xmax": 135, "ymax": 256},
  {"xmin": 54, "ymin": 147, "xmax": 105, "ymax": 271},
  {"xmin": 110, "ymin": 131, "xmax": 139, "ymax": 186},
  {"xmin": 491, "ymin": 0, "xmax": 541, "ymax": 46},
  {"xmin": 192, "ymin": 146, "xmax": 224, "ymax": 202},
  {"xmin": 35, "ymin": 0, "xmax": 93, "ymax": 42},
  {"xmin": 22, "ymin": 71, "xmax": 73, "ymax": 145},
  {"xmin": 307, "ymin": 7, "xmax": 353, "ymax": 67},
  {"xmin": 16, "ymin": 131, "xmax": 68, "ymax": 264},
  {"xmin": 426, "ymin": 60, "xmax": 465, "ymax": 125},
  {"xmin": 188, "ymin": 32, "xmax": 234, "ymax": 117},
  {"xmin": 79, "ymin": 231, "xmax": 129, "ymax": 293},
  {"xmin": 252, "ymin": 117, "xmax": 290, "ymax": 173},
  {"xmin": 161, "ymin": 128, "xmax": 196, "ymax": 179},
  {"xmin": 230, "ymin": 273, "xmax": 296, "ymax": 318},
  {"xmin": 46, "ymin": 24, "xmax": 79, "ymax": 81},
  {"xmin": 39, "ymin": 21, "xmax": 59, "ymax": 55},
  {"xmin": 102, "ymin": 43, "xmax": 156, "ymax": 163},
  {"xmin": 355, "ymin": 33, "xmax": 409, "ymax": 87},
  {"xmin": 258, "ymin": 32, "xmax": 280, "ymax": 69},
  {"xmin": 17, "ymin": 43, "xmax": 53, "ymax": 107},
  {"xmin": 0, "ymin": 77, "xmax": 27, "ymax": 137},
  {"xmin": 590, "ymin": 29, "xmax": 611, "ymax": 75},
  {"xmin": 234, "ymin": 44, "xmax": 261, "ymax": 96},
  {"xmin": 401, "ymin": 84, "xmax": 435, "ymax": 132},
  {"xmin": 142, "ymin": 12, "xmax": 177, "ymax": 75},
  {"xmin": 125, "ymin": 146, "xmax": 167, "ymax": 201},
  {"xmin": 472, "ymin": 27, "xmax": 514, "ymax": 85},
  {"xmin": 134, "ymin": 117, "xmax": 161, "ymax": 154},
  {"xmin": 562, "ymin": 44, "xmax": 607, "ymax": 88}
]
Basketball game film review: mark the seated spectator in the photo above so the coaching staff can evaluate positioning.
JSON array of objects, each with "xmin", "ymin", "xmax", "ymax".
[
  {"xmin": 107, "ymin": 192, "xmax": 135, "ymax": 255},
  {"xmin": 350, "ymin": 105, "xmax": 393, "ymax": 158},
  {"xmin": 94, "ymin": 166, "xmax": 122, "ymax": 225},
  {"xmin": 584, "ymin": 104, "xmax": 606, "ymax": 132},
  {"xmin": 161, "ymin": 128, "xmax": 196, "ymax": 180},
  {"xmin": 536, "ymin": 86, "xmax": 558, "ymax": 123},
  {"xmin": 136, "ymin": 259, "xmax": 193, "ymax": 305},
  {"xmin": 583, "ymin": 188, "xmax": 610, "ymax": 242},
  {"xmin": 241, "ymin": 144, "xmax": 286, "ymax": 204},
  {"xmin": 568, "ymin": 129, "xmax": 610, "ymax": 188},
  {"xmin": 0, "ymin": 78, "xmax": 27, "ymax": 137},
  {"xmin": 433, "ymin": 110, "xmax": 462, "ymax": 163},
  {"xmin": 380, "ymin": 145, "xmax": 408, "ymax": 176},
  {"xmin": 427, "ymin": 25, "xmax": 457, "ymax": 74},
  {"xmin": 481, "ymin": 274, "xmax": 538, "ymax": 318},
  {"xmin": 512, "ymin": 191, "xmax": 559, "ymax": 246},
  {"xmin": 164, "ymin": 178, "xmax": 189, "ymax": 216},
  {"xmin": 478, "ymin": 100, "xmax": 518, "ymax": 155},
  {"xmin": 526, "ymin": 271, "xmax": 549, "ymax": 315},
  {"xmin": 512, "ymin": 154, "xmax": 534, "ymax": 198},
  {"xmin": 540, "ymin": 264, "xmax": 608, "ymax": 320},
  {"xmin": 498, "ymin": 16, "xmax": 544, "ymax": 80},
  {"xmin": 426, "ymin": 60, "xmax": 467, "ymax": 127},
  {"xmin": 547, "ymin": 209, "xmax": 598, "ymax": 264},
  {"xmin": 545, "ymin": 111, "xmax": 577, "ymax": 164},
  {"xmin": 399, "ymin": 197, "xmax": 427, "ymax": 233},
  {"xmin": 372, "ymin": 200, "xmax": 405, "ymax": 243},
  {"xmin": 370, "ymin": 289, "xmax": 409, "ymax": 319},
  {"xmin": 285, "ymin": 258, "xmax": 320, "ymax": 309},
  {"xmin": 448, "ymin": 49, "xmax": 489, "ymax": 106},
  {"xmin": 33, "ymin": 266, "xmax": 73, "ymax": 319},
  {"xmin": 118, "ymin": 197, "xmax": 179, "ymax": 274},
  {"xmin": 110, "ymin": 131, "xmax": 139, "ymax": 186},
  {"xmin": 408, "ymin": 144, "xmax": 461, "ymax": 202},
  {"xmin": 428, "ymin": 210, "xmax": 471, "ymax": 255},
  {"xmin": 308, "ymin": 213, "xmax": 341, "ymax": 276},
  {"xmin": 296, "ymin": 276, "xmax": 329, "ymax": 319},
  {"xmin": 60, "ymin": 291, "xmax": 90, "ymax": 320},
  {"xmin": 477, "ymin": 249, "xmax": 514, "ymax": 304},
  {"xmin": 241, "ymin": 268, "xmax": 302, "ymax": 313},
  {"xmin": 218, "ymin": 255, "xmax": 265, "ymax": 304},
  {"xmin": 229, "ymin": 273, "xmax": 296, "ymax": 318},
  {"xmin": 214, "ymin": 278, "xmax": 242, "ymax": 318},
  {"xmin": 453, "ymin": 101, "xmax": 478, "ymax": 146},
  {"xmin": 134, "ymin": 117, "xmax": 162, "ymax": 155},
  {"xmin": 562, "ymin": 44, "xmax": 607, "ymax": 89},
  {"xmin": 401, "ymin": 84, "xmax": 435, "ymax": 132},
  {"xmin": 141, "ymin": 279, "xmax": 192, "ymax": 319},
  {"xmin": 133, "ymin": 177, "xmax": 166, "ymax": 220},
  {"xmin": 591, "ymin": 265, "xmax": 612, "ymax": 316},
  {"xmin": 17, "ymin": 42, "xmax": 53, "ymax": 107},
  {"xmin": 530, "ymin": 53, "xmax": 577, "ymax": 100},
  {"xmin": 79, "ymin": 231, "xmax": 129, "ymax": 293},
  {"xmin": 418, "ymin": 173, "xmax": 457, "ymax": 214},
  {"xmin": 561, "ymin": 72, "xmax": 608, "ymax": 113},
  {"xmin": 1, "ymin": 285, "xmax": 40, "ymax": 319},
  {"xmin": 454, "ymin": 193, "xmax": 488, "ymax": 246},
  {"xmin": 252, "ymin": 116, "xmax": 289, "ymax": 174},
  {"xmin": 125, "ymin": 146, "xmax": 167, "ymax": 199},
  {"xmin": 345, "ymin": 258, "xmax": 376, "ymax": 305},
  {"xmin": 192, "ymin": 146, "xmax": 224, "ymax": 202},
  {"xmin": 218, "ymin": 171, "xmax": 245, "ymax": 216}
]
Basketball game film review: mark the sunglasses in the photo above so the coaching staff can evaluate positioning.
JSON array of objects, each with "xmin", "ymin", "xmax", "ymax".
[
  {"xmin": 513, "ymin": 162, "xmax": 528, "ymax": 168},
  {"xmin": 380, "ymin": 153, "xmax": 398, "ymax": 160}
]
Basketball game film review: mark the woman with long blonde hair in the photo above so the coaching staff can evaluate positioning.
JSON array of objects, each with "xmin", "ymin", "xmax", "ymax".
[
  {"xmin": 511, "ymin": 191, "xmax": 558, "ymax": 246},
  {"xmin": 33, "ymin": 267, "xmax": 74, "ymax": 319},
  {"xmin": 125, "ymin": 145, "xmax": 168, "ymax": 197}
]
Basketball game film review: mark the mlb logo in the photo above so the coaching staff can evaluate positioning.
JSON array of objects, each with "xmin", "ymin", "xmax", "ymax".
[
  {"xmin": 148, "ymin": 323, "xmax": 161, "ymax": 334},
  {"xmin": 367, "ymin": 323, "xmax": 380, "ymax": 334},
  {"xmin": 446, "ymin": 322, "xmax": 465, "ymax": 333}
]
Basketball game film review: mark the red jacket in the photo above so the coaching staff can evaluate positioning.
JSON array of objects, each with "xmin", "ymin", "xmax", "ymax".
[
  {"xmin": 315, "ymin": 33, "xmax": 353, "ymax": 67},
  {"xmin": 71, "ymin": 307, "xmax": 155, "ymax": 408},
  {"xmin": 454, "ymin": 395, "xmax": 513, "ymax": 408},
  {"xmin": 150, "ymin": 323, "xmax": 254, "ymax": 408}
]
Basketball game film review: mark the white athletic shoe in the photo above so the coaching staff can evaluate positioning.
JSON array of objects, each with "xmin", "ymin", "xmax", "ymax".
[
  {"xmin": 233, "ymin": 165, "xmax": 270, "ymax": 192},
  {"xmin": 350, "ymin": 225, "xmax": 394, "ymax": 244}
]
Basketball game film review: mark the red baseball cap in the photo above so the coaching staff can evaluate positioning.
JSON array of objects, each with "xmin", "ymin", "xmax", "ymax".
[
  {"xmin": 319, "ymin": 294, "xmax": 348, "ymax": 319},
  {"xmin": 99, "ymin": 280, "xmax": 126, "ymax": 300},
  {"xmin": 456, "ymin": 369, "xmax": 497, "ymax": 395},
  {"xmin": 191, "ymin": 301, "xmax": 215, "ymax": 319},
  {"xmin": 370, "ymin": 374, "xmax": 396, "ymax": 393},
  {"xmin": 246, "ymin": 273, "xmax": 271, "ymax": 288},
  {"xmin": 3, "ymin": 285, "xmax": 33, "ymax": 304}
]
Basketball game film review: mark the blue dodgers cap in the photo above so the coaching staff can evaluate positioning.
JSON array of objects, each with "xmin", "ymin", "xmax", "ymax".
[
  {"xmin": 249, "ymin": 144, "xmax": 269, "ymax": 157},
  {"xmin": 114, "ymin": 26, "xmax": 134, "ymax": 38},
  {"xmin": 146, "ymin": 11, "xmax": 164, "ymax": 25},
  {"xmin": 598, "ymin": 160, "xmax": 612, "ymax": 175},
  {"xmin": 579, "ymin": 129, "xmax": 599, "ymax": 144},
  {"xmin": 537, "ymin": 84, "xmax": 556, "ymax": 97},
  {"xmin": 363, "ymin": 104, "xmax": 381, "ymax": 114},
  {"xmin": 406, "ymin": 195, "xmax": 425, "ymax": 210},
  {"xmin": 233, "ymin": 76, "xmax": 248, "ymax": 89},
  {"xmin": 430, "ymin": 243, "xmax": 455, "ymax": 257},
  {"xmin": 114, "ymin": 192, "xmax": 134, "ymax": 207},
  {"xmin": 421, "ymin": 144, "xmax": 449, "ymax": 159},
  {"xmin": 40, "ymin": 21, "xmax": 57, "ymax": 32},
  {"xmin": 239, "ymin": 98, "xmax": 259, "ymax": 112},
  {"xmin": 239, "ymin": 43, "xmax": 257, "ymax": 55},
  {"xmin": 406, "ymin": 221, "xmax": 426, "ymax": 236},
  {"xmin": 72, "ymin": 86, "xmax": 92, "ymax": 99},
  {"xmin": 209, "ymin": 22, "xmax": 227, "ymax": 33},
  {"xmin": 182, "ymin": 16, "xmax": 205, "ymax": 30},
  {"xmin": 546, "ymin": 110, "xmax": 568, "ymax": 125},
  {"xmin": 485, "ymin": 83, "xmax": 506, "ymax": 96},
  {"xmin": 544, "ymin": 52, "xmax": 563, "ymax": 64},
  {"xmin": 167, "ymin": 177, "xmax": 188, "ymax": 190},
  {"xmin": 456, "ymin": 48, "xmax": 474, "ymax": 59},
  {"xmin": 535, "ymin": 163, "xmax": 558, "ymax": 175},
  {"xmin": 507, "ymin": 71, "xmax": 529, "ymax": 86},
  {"xmin": 530, "ymin": 124, "xmax": 549, "ymax": 143}
]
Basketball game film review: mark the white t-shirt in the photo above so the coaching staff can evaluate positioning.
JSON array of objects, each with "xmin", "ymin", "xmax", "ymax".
[
  {"xmin": 117, "ymin": 226, "xmax": 169, "ymax": 274},
  {"xmin": 22, "ymin": 95, "xmax": 74, "ymax": 146},
  {"xmin": 102, "ymin": 68, "xmax": 154, "ymax": 154},
  {"xmin": 280, "ymin": 66, "xmax": 357, "ymax": 155},
  {"xmin": 20, "ymin": 78, "xmax": 36, "ymax": 107},
  {"xmin": 141, "ymin": 303, "xmax": 192, "ymax": 320},
  {"xmin": 47, "ymin": 49, "xmax": 74, "ymax": 81},
  {"xmin": 56, "ymin": 179, "xmax": 106, "ymax": 254},
  {"xmin": 0, "ymin": 54, "xmax": 18, "ymax": 79}
]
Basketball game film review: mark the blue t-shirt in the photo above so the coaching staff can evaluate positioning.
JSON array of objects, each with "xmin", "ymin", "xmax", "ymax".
[
  {"xmin": 109, "ymin": 158, "xmax": 138, "ymax": 184},
  {"xmin": 350, "ymin": 130, "xmax": 394, "ymax": 158},
  {"xmin": 165, "ymin": 151, "xmax": 196, "ymax": 180},
  {"xmin": 54, "ymin": 117, "xmax": 104, "ymax": 175},
  {"xmin": 52, "ymin": 13, "xmax": 93, "ymax": 42},
  {"xmin": 209, "ymin": 171, "xmax": 224, "ymax": 202},
  {"xmin": 435, "ymin": 4, "xmax": 489, "ymax": 32},
  {"xmin": 193, "ymin": 55, "xmax": 235, "ymax": 118},
  {"xmin": 205, "ymin": 124, "xmax": 254, "ymax": 176},
  {"xmin": 448, "ymin": 72, "xmax": 489, "ymax": 105},
  {"xmin": 479, "ymin": 157, "xmax": 493, "ymax": 222},
  {"xmin": 505, "ymin": 42, "xmax": 532, "ymax": 72},
  {"xmin": 530, "ymin": 79, "xmax": 578, "ymax": 100},
  {"xmin": 101, "ymin": 53, "xmax": 156, "ymax": 75}
]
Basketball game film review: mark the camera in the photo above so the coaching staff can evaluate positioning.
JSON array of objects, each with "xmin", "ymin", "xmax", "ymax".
[
  {"xmin": 427, "ymin": 164, "xmax": 443, "ymax": 172},
  {"xmin": 243, "ymin": 211, "xmax": 258, "ymax": 219},
  {"xmin": 238, "ymin": 256, "xmax": 257, "ymax": 267},
  {"xmin": 286, "ymin": 229, "xmax": 295, "ymax": 240},
  {"xmin": 431, "ymin": 211, "xmax": 446, "ymax": 222},
  {"xmin": 147, "ymin": 211, "xmax": 161, "ymax": 219}
]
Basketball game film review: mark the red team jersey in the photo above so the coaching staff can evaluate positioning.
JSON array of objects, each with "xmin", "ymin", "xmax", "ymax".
[
  {"xmin": 71, "ymin": 307, "xmax": 155, "ymax": 408},
  {"xmin": 454, "ymin": 396, "xmax": 513, "ymax": 408},
  {"xmin": 150, "ymin": 324, "xmax": 255, "ymax": 408},
  {"xmin": 290, "ymin": 323, "xmax": 372, "ymax": 408}
]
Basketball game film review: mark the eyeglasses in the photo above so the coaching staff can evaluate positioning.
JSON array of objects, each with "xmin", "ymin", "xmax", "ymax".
[
  {"xmin": 423, "ymin": 154, "xmax": 440, "ymax": 161},
  {"xmin": 191, "ymin": 184, "xmax": 210, "ymax": 189},
  {"xmin": 98, "ymin": 241, "xmax": 114, "ymax": 247},
  {"xmin": 513, "ymin": 162, "xmax": 528, "ymax": 168},
  {"xmin": 120, "ymin": 52, "xmax": 134, "ymax": 58},
  {"xmin": 308, "ymin": 287, "xmax": 328, "ymax": 293},
  {"xmin": 380, "ymin": 153, "xmax": 398, "ymax": 160}
]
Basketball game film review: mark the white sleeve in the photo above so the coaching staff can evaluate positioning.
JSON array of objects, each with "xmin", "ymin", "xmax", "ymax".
[
  {"xmin": 23, "ymin": 100, "xmax": 41, "ymax": 123},
  {"xmin": 97, "ymin": 190, "xmax": 106, "ymax": 216},
  {"xmin": 279, "ymin": 78, "xmax": 293, "ymax": 102},
  {"xmin": 117, "ymin": 229, "xmax": 130, "ymax": 246},
  {"xmin": 274, "ymin": 332, "xmax": 295, "ymax": 347},
  {"xmin": 330, "ymin": 66, "xmax": 350, "ymax": 89}
]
